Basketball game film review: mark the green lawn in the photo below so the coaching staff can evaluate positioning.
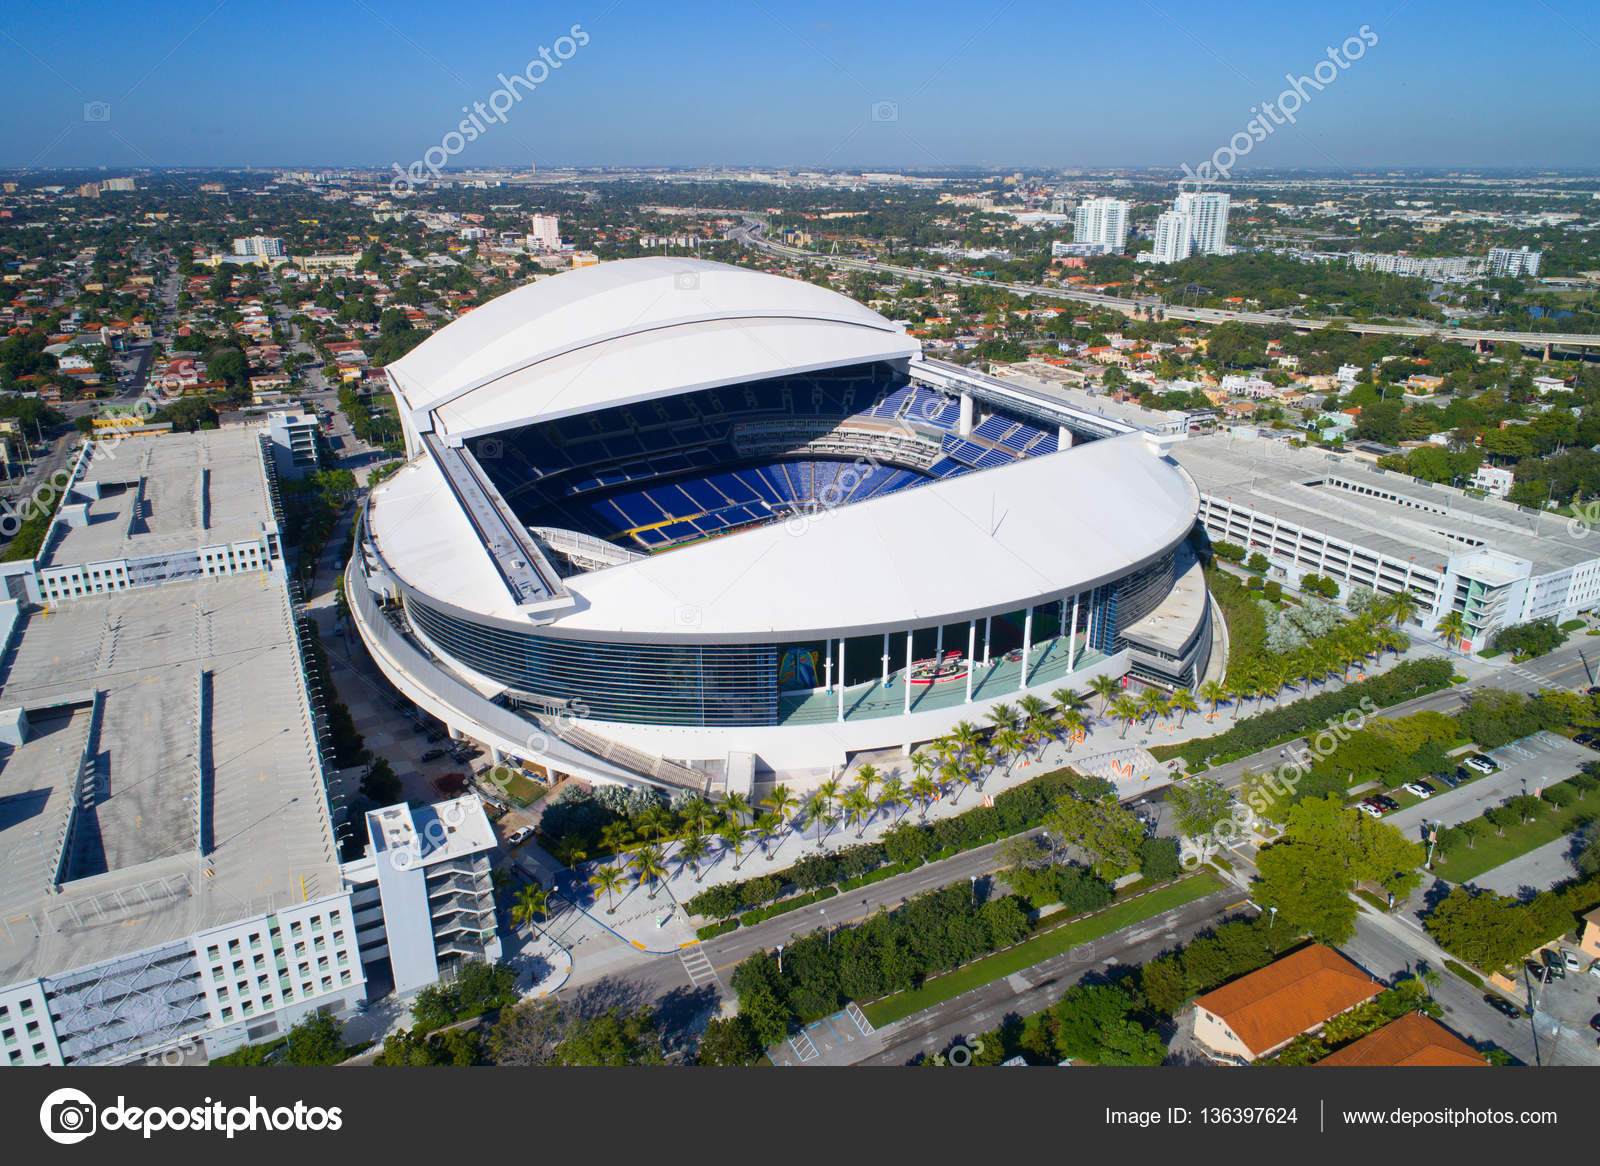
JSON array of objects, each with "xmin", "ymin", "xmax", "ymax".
[
  {"xmin": 861, "ymin": 871, "xmax": 1226, "ymax": 1028},
  {"xmin": 1432, "ymin": 789, "xmax": 1600, "ymax": 883}
]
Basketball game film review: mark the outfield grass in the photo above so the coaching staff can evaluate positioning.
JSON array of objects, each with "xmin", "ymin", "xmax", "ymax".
[
  {"xmin": 1432, "ymin": 789, "xmax": 1599, "ymax": 883},
  {"xmin": 861, "ymin": 871, "xmax": 1226, "ymax": 1028}
]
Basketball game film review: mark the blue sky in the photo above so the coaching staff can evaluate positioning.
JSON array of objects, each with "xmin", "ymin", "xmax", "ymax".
[{"xmin": 2, "ymin": 0, "xmax": 1596, "ymax": 170}]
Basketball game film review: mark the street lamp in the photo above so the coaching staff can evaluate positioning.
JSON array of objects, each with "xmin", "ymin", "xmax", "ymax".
[
  {"xmin": 820, "ymin": 906, "xmax": 830, "ymax": 948},
  {"xmin": 776, "ymin": 943, "xmax": 784, "ymax": 974},
  {"xmin": 1268, "ymin": 905, "xmax": 1278, "ymax": 929},
  {"xmin": 970, "ymin": 874, "xmax": 978, "ymax": 904}
]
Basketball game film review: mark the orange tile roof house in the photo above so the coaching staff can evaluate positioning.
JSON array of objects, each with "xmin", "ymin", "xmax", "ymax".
[
  {"xmin": 1317, "ymin": 1013, "xmax": 1487, "ymax": 1067},
  {"xmin": 1192, "ymin": 944, "xmax": 1381, "ymax": 1062}
]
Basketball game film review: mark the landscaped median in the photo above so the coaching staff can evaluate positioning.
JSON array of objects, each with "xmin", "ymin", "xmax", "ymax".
[{"xmin": 860, "ymin": 869, "xmax": 1226, "ymax": 1028}]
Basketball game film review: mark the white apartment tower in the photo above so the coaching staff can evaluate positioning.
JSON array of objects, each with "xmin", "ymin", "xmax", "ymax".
[
  {"xmin": 529, "ymin": 213, "xmax": 561, "ymax": 252},
  {"xmin": 1150, "ymin": 210, "xmax": 1194, "ymax": 265},
  {"xmin": 1073, "ymin": 198, "xmax": 1130, "ymax": 253},
  {"xmin": 1174, "ymin": 191, "xmax": 1230, "ymax": 255}
]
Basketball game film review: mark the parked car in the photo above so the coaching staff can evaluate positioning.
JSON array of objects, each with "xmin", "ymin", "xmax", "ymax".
[
  {"xmin": 1590, "ymin": 1014, "xmax": 1600, "ymax": 1034},
  {"xmin": 1372, "ymin": 794, "xmax": 1401, "ymax": 812},
  {"xmin": 1588, "ymin": 959, "xmax": 1600, "ymax": 979},
  {"xmin": 1562, "ymin": 949, "xmax": 1582, "ymax": 973},
  {"xmin": 1541, "ymin": 950, "xmax": 1567, "ymax": 978},
  {"xmin": 1575, "ymin": 733, "xmax": 1600, "ymax": 748},
  {"xmin": 1402, "ymin": 781, "xmax": 1435, "ymax": 799},
  {"xmin": 1439, "ymin": 771, "xmax": 1463, "ymax": 789},
  {"xmin": 1454, "ymin": 765, "xmax": 1474, "ymax": 783},
  {"xmin": 1465, "ymin": 754, "xmax": 1499, "ymax": 774},
  {"xmin": 1587, "ymin": 686, "xmax": 1600, "ymax": 696},
  {"xmin": 1526, "ymin": 960, "xmax": 1554, "ymax": 984},
  {"xmin": 421, "ymin": 749, "xmax": 447, "ymax": 762},
  {"xmin": 1357, "ymin": 801, "xmax": 1384, "ymax": 819},
  {"xmin": 507, "ymin": 825, "xmax": 533, "ymax": 847},
  {"xmin": 1484, "ymin": 994, "xmax": 1524, "ymax": 1019}
]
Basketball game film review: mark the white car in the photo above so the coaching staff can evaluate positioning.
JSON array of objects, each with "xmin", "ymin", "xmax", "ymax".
[
  {"xmin": 1402, "ymin": 781, "xmax": 1434, "ymax": 799},
  {"xmin": 1356, "ymin": 801, "xmax": 1384, "ymax": 818},
  {"xmin": 1588, "ymin": 959, "xmax": 1600, "ymax": 980},
  {"xmin": 507, "ymin": 826, "xmax": 533, "ymax": 847},
  {"xmin": 1562, "ymin": 949, "xmax": 1581, "ymax": 973},
  {"xmin": 1464, "ymin": 755, "xmax": 1498, "ymax": 774}
]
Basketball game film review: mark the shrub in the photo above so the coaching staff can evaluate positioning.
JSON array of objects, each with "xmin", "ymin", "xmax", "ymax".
[{"xmin": 1138, "ymin": 837, "xmax": 1182, "ymax": 882}]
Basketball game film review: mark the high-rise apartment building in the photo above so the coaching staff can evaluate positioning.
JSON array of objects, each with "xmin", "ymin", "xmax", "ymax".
[
  {"xmin": 529, "ymin": 213, "xmax": 561, "ymax": 252},
  {"xmin": 1174, "ymin": 191, "xmax": 1230, "ymax": 255},
  {"xmin": 1150, "ymin": 210, "xmax": 1195, "ymax": 264},
  {"xmin": 1072, "ymin": 198, "xmax": 1130, "ymax": 253}
]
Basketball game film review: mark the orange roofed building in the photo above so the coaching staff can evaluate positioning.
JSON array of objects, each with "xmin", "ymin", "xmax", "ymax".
[
  {"xmin": 1317, "ymin": 1013, "xmax": 1488, "ymax": 1067},
  {"xmin": 1192, "ymin": 944, "xmax": 1380, "ymax": 1062}
]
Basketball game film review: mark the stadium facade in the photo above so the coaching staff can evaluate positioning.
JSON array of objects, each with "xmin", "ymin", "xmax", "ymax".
[{"xmin": 351, "ymin": 258, "xmax": 1213, "ymax": 787}]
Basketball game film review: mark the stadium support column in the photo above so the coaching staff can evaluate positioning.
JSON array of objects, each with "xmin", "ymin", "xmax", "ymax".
[
  {"xmin": 965, "ymin": 621, "xmax": 976, "ymax": 703},
  {"xmin": 825, "ymin": 638, "xmax": 833, "ymax": 693},
  {"xmin": 983, "ymin": 616, "xmax": 992, "ymax": 665},
  {"xmin": 904, "ymin": 632, "xmax": 914, "ymax": 714},
  {"xmin": 936, "ymin": 624, "xmax": 944, "ymax": 660},
  {"xmin": 1068, "ymin": 591, "xmax": 1080, "ymax": 671},
  {"xmin": 1019, "ymin": 606, "xmax": 1033, "ymax": 690},
  {"xmin": 958, "ymin": 393, "xmax": 974, "ymax": 437},
  {"xmin": 881, "ymin": 632, "xmax": 890, "ymax": 688},
  {"xmin": 1058, "ymin": 424, "xmax": 1074, "ymax": 449},
  {"xmin": 837, "ymin": 639, "xmax": 846, "ymax": 723}
]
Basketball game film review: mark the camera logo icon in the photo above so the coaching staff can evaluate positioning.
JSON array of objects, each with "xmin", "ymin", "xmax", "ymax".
[
  {"xmin": 476, "ymin": 436, "xmax": 503, "ymax": 461},
  {"xmin": 870, "ymin": 100, "xmax": 899, "ymax": 122},
  {"xmin": 673, "ymin": 271, "xmax": 700, "ymax": 291},
  {"xmin": 40, "ymin": 1087, "xmax": 97, "ymax": 1145},
  {"xmin": 674, "ymin": 603, "xmax": 701, "ymax": 626},
  {"xmin": 83, "ymin": 102, "xmax": 111, "ymax": 123}
]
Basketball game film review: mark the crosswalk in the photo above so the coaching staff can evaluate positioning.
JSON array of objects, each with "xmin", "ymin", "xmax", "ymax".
[{"xmin": 678, "ymin": 944, "xmax": 720, "ymax": 989}]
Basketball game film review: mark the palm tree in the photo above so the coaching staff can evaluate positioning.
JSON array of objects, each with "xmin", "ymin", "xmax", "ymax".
[
  {"xmin": 909, "ymin": 773, "xmax": 938, "ymax": 819},
  {"xmin": 677, "ymin": 831, "xmax": 711, "ymax": 881},
  {"xmin": 1137, "ymin": 686, "xmax": 1169, "ymax": 727},
  {"xmin": 951, "ymin": 720, "xmax": 981, "ymax": 757},
  {"xmin": 721, "ymin": 791, "xmax": 752, "ymax": 827},
  {"xmin": 1050, "ymin": 686, "xmax": 1087, "ymax": 716},
  {"xmin": 855, "ymin": 763, "xmax": 880, "ymax": 804},
  {"xmin": 1387, "ymin": 590, "xmax": 1420, "ymax": 627},
  {"xmin": 992, "ymin": 725, "xmax": 1025, "ymax": 776},
  {"xmin": 553, "ymin": 839, "xmax": 588, "ymax": 868},
  {"xmin": 720, "ymin": 820, "xmax": 753, "ymax": 871},
  {"xmin": 939, "ymin": 758, "xmax": 967, "ymax": 803},
  {"xmin": 878, "ymin": 775, "xmax": 905, "ymax": 823},
  {"xmin": 681, "ymin": 795, "xmax": 716, "ymax": 837},
  {"xmin": 985, "ymin": 702, "xmax": 1017, "ymax": 734},
  {"xmin": 635, "ymin": 804, "xmax": 671, "ymax": 845},
  {"xmin": 755, "ymin": 810, "xmax": 783, "ymax": 860},
  {"xmin": 629, "ymin": 845, "xmax": 669, "ymax": 900},
  {"xmin": 909, "ymin": 750, "xmax": 934, "ymax": 787},
  {"xmin": 511, "ymin": 884, "xmax": 548, "ymax": 931},
  {"xmin": 1226, "ymin": 679, "xmax": 1249, "ymax": 720},
  {"xmin": 1200, "ymin": 678, "xmax": 1227, "ymax": 717},
  {"xmin": 842, "ymin": 786, "xmax": 874, "ymax": 838},
  {"xmin": 1017, "ymin": 692, "xmax": 1048, "ymax": 722},
  {"xmin": 1109, "ymin": 694, "xmax": 1141, "ymax": 739},
  {"xmin": 600, "ymin": 819, "xmax": 634, "ymax": 857},
  {"xmin": 1058, "ymin": 708, "xmax": 1086, "ymax": 751},
  {"xmin": 588, "ymin": 863, "xmax": 626, "ymax": 915},
  {"xmin": 762, "ymin": 784, "xmax": 798, "ymax": 844},
  {"xmin": 803, "ymin": 793, "xmax": 833, "ymax": 850},
  {"xmin": 1169, "ymin": 689, "xmax": 1199, "ymax": 727},
  {"xmin": 816, "ymin": 778, "xmax": 841, "ymax": 814},
  {"xmin": 1089, "ymin": 674, "xmax": 1120, "ymax": 716},
  {"xmin": 1435, "ymin": 611, "xmax": 1468, "ymax": 650}
]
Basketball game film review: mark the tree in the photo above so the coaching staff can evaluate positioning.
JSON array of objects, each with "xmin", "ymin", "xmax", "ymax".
[
  {"xmin": 511, "ymin": 885, "xmax": 548, "ymax": 930},
  {"xmin": 678, "ymin": 831, "xmax": 712, "ymax": 880},
  {"xmin": 488, "ymin": 999, "xmax": 571, "ymax": 1065},
  {"xmin": 630, "ymin": 845, "xmax": 669, "ymax": 899},
  {"xmin": 841, "ymin": 786, "xmax": 874, "ymax": 838},
  {"xmin": 1169, "ymin": 689, "xmax": 1199, "ymax": 727},
  {"xmin": 1167, "ymin": 776, "xmax": 1233, "ymax": 841},
  {"xmin": 1108, "ymin": 694, "xmax": 1141, "ymax": 739},
  {"xmin": 1089, "ymin": 674, "xmax": 1120, "ymax": 715},
  {"xmin": 1435, "ymin": 610, "xmax": 1468, "ymax": 648},
  {"xmin": 803, "ymin": 793, "xmax": 833, "ymax": 849},
  {"xmin": 588, "ymin": 863, "xmax": 627, "ymax": 914},
  {"xmin": 556, "ymin": 1006, "xmax": 665, "ymax": 1066},
  {"xmin": 1043, "ymin": 795, "xmax": 1145, "ymax": 880},
  {"xmin": 283, "ymin": 1010, "xmax": 346, "ymax": 1066},
  {"xmin": 1200, "ymin": 678, "xmax": 1228, "ymax": 717},
  {"xmin": 695, "ymin": 1015, "xmax": 763, "ymax": 1066},
  {"xmin": 1574, "ymin": 820, "xmax": 1600, "ymax": 877}
]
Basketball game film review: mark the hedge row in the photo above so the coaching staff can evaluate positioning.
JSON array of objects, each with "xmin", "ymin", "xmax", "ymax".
[
  {"xmin": 738, "ymin": 884, "xmax": 838, "ymax": 927},
  {"xmin": 1152, "ymin": 657, "xmax": 1455, "ymax": 769}
]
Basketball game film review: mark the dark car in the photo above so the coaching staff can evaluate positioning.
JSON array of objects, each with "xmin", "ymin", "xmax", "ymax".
[
  {"xmin": 1439, "ymin": 771, "xmax": 1463, "ymax": 789},
  {"xmin": 1587, "ymin": 686, "xmax": 1600, "ymax": 696},
  {"xmin": 1454, "ymin": 765, "xmax": 1474, "ymax": 783},
  {"xmin": 1372, "ymin": 794, "xmax": 1401, "ymax": 812},
  {"xmin": 421, "ymin": 749, "xmax": 447, "ymax": 762},
  {"xmin": 1540, "ymin": 950, "xmax": 1567, "ymax": 978},
  {"xmin": 1484, "ymin": 994, "xmax": 1524, "ymax": 1019},
  {"xmin": 1576, "ymin": 733, "xmax": 1600, "ymax": 748}
]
